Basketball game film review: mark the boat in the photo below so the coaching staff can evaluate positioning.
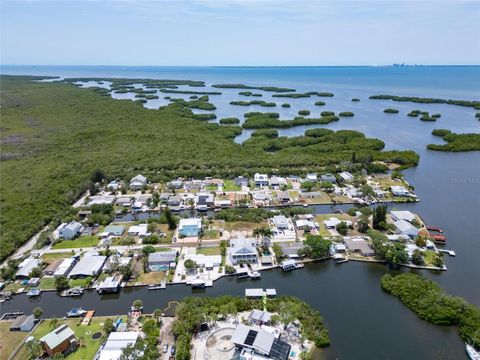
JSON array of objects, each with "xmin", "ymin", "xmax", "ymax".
[
  {"xmin": 433, "ymin": 234, "xmax": 447, "ymax": 243},
  {"xmin": 331, "ymin": 207, "xmax": 342, "ymax": 214},
  {"xmin": 281, "ymin": 260, "xmax": 304, "ymax": 271},
  {"xmin": 333, "ymin": 254, "xmax": 349, "ymax": 264},
  {"xmin": 466, "ymin": 344, "xmax": 480, "ymax": 360},
  {"xmin": 427, "ymin": 226, "xmax": 443, "ymax": 233},
  {"xmin": 61, "ymin": 286, "xmax": 84, "ymax": 297},
  {"xmin": 236, "ymin": 271, "xmax": 249, "ymax": 280},
  {"xmin": 191, "ymin": 279, "xmax": 206, "ymax": 288},
  {"xmin": 248, "ymin": 271, "xmax": 261, "ymax": 279},
  {"xmin": 148, "ymin": 281, "xmax": 166, "ymax": 290},
  {"xmin": 26, "ymin": 288, "xmax": 41, "ymax": 297},
  {"xmin": 67, "ymin": 308, "xmax": 86, "ymax": 318}
]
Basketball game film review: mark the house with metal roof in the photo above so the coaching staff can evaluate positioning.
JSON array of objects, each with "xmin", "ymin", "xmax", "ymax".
[
  {"xmin": 59, "ymin": 221, "xmax": 84, "ymax": 240},
  {"xmin": 68, "ymin": 255, "xmax": 106, "ymax": 278},
  {"xmin": 306, "ymin": 173, "xmax": 318, "ymax": 182},
  {"xmin": 179, "ymin": 218, "xmax": 202, "ymax": 237},
  {"xmin": 230, "ymin": 238, "xmax": 257, "ymax": 264},
  {"xmin": 15, "ymin": 258, "xmax": 41, "ymax": 279},
  {"xmin": 393, "ymin": 220, "xmax": 419, "ymax": 238},
  {"xmin": 148, "ymin": 251, "xmax": 177, "ymax": 271},
  {"xmin": 97, "ymin": 276, "xmax": 121, "ymax": 294},
  {"xmin": 339, "ymin": 171, "xmax": 354, "ymax": 182},
  {"xmin": 40, "ymin": 324, "xmax": 78, "ymax": 356},
  {"xmin": 320, "ymin": 173, "xmax": 337, "ymax": 183},
  {"xmin": 234, "ymin": 176, "xmax": 249, "ymax": 187},
  {"xmin": 391, "ymin": 185, "xmax": 410, "ymax": 197},
  {"xmin": 10, "ymin": 314, "xmax": 35, "ymax": 332},
  {"xmin": 231, "ymin": 324, "xmax": 291, "ymax": 360},
  {"xmin": 344, "ymin": 237, "xmax": 375, "ymax": 256},
  {"xmin": 98, "ymin": 331, "xmax": 141, "ymax": 360},
  {"xmin": 248, "ymin": 309, "xmax": 272, "ymax": 326},
  {"xmin": 101, "ymin": 225, "xmax": 125, "ymax": 238},
  {"xmin": 129, "ymin": 174, "xmax": 147, "ymax": 190},
  {"xmin": 54, "ymin": 258, "xmax": 76, "ymax": 277},
  {"xmin": 391, "ymin": 210, "xmax": 416, "ymax": 223},
  {"xmin": 272, "ymin": 215, "xmax": 289, "ymax": 230}
]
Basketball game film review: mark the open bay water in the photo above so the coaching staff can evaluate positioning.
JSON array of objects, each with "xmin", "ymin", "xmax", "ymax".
[{"xmin": 1, "ymin": 66, "xmax": 480, "ymax": 359}]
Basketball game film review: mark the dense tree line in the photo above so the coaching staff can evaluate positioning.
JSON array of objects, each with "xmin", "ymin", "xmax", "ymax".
[{"xmin": 428, "ymin": 130, "xmax": 480, "ymax": 152}]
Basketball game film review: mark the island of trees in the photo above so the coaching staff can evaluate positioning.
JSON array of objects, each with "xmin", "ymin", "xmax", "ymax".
[
  {"xmin": 427, "ymin": 129, "xmax": 480, "ymax": 151},
  {"xmin": 369, "ymin": 94, "xmax": 480, "ymax": 109}
]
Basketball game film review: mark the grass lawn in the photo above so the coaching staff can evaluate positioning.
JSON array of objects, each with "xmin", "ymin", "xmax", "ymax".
[
  {"xmin": 0, "ymin": 321, "xmax": 30, "ymax": 360},
  {"xmin": 52, "ymin": 236, "xmax": 99, "ymax": 249},
  {"xmin": 3, "ymin": 281, "xmax": 24, "ymax": 293},
  {"xmin": 14, "ymin": 317, "xmax": 113, "ymax": 360},
  {"xmin": 201, "ymin": 229, "xmax": 220, "ymax": 240},
  {"xmin": 224, "ymin": 180, "xmax": 241, "ymax": 191},
  {"xmin": 197, "ymin": 246, "xmax": 221, "ymax": 255},
  {"xmin": 158, "ymin": 224, "xmax": 174, "ymax": 243},
  {"xmin": 38, "ymin": 277, "xmax": 56, "ymax": 290},
  {"xmin": 69, "ymin": 277, "xmax": 93, "ymax": 288},
  {"xmin": 315, "ymin": 213, "xmax": 355, "ymax": 238},
  {"xmin": 423, "ymin": 250, "xmax": 438, "ymax": 266},
  {"xmin": 205, "ymin": 185, "xmax": 217, "ymax": 191},
  {"xmin": 304, "ymin": 191, "xmax": 332, "ymax": 204},
  {"xmin": 224, "ymin": 221, "xmax": 268, "ymax": 232},
  {"xmin": 134, "ymin": 269, "xmax": 166, "ymax": 285},
  {"xmin": 41, "ymin": 252, "xmax": 72, "ymax": 262}
]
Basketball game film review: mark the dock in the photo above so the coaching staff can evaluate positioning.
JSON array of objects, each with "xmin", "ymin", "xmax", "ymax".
[
  {"xmin": 245, "ymin": 288, "xmax": 277, "ymax": 298},
  {"xmin": 281, "ymin": 260, "xmax": 304, "ymax": 271},
  {"xmin": 438, "ymin": 249, "xmax": 456, "ymax": 256},
  {"xmin": 148, "ymin": 281, "xmax": 166, "ymax": 290}
]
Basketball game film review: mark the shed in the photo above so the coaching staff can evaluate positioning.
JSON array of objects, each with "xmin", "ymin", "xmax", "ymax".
[{"xmin": 10, "ymin": 315, "xmax": 35, "ymax": 332}]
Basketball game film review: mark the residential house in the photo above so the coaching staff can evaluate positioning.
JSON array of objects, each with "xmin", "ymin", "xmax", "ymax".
[
  {"xmin": 269, "ymin": 176, "xmax": 287, "ymax": 189},
  {"xmin": 393, "ymin": 220, "xmax": 419, "ymax": 238},
  {"xmin": 43, "ymin": 259, "xmax": 63, "ymax": 276},
  {"xmin": 344, "ymin": 237, "xmax": 375, "ymax": 256},
  {"xmin": 195, "ymin": 192, "xmax": 214, "ymax": 211},
  {"xmin": 306, "ymin": 173, "xmax": 318, "ymax": 182},
  {"xmin": 184, "ymin": 253, "xmax": 221, "ymax": 269},
  {"xmin": 320, "ymin": 174, "xmax": 337, "ymax": 183},
  {"xmin": 230, "ymin": 238, "xmax": 257, "ymax": 264},
  {"xmin": 338, "ymin": 171, "xmax": 354, "ymax": 182},
  {"xmin": 10, "ymin": 315, "xmax": 35, "ymax": 332},
  {"xmin": 276, "ymin": 191, "xmax": 290, "ymax": 204},
  {"xmin": 295, "ymin": 219, "xmax": 316, "ymax": 231},
  {"xmin": 254, "ymin": 173, "xmax": 269, "ymax": 188},
  {"xmin": 98, "ymin": 332, "xmax": 141, "ymax": 360},
  {"xmin": 148, "ymin": 251, "xmax": 177, "ymax": 271},
  {"xmin": 391, "ymin": 210, "xmax": 416, "ymax": 223},
  {"xmin": 159, "ymin": 193, "xmax": 171, "ymax": 204},
  {"xmin": 323, "ymin": 217, "xmax": 352, "ymax": 229},
  {"xmin": 107, "ymin": 180, "xmax": 119, "ymax": 191},
  {"xmin": 391, "ymin": 185, "xmax": 410, "ymax": 197},
  {"xmin": 53, "ymin": 258, "xmax": 76, "ymax": 278},
  {"xmin": 167, "ymin": 195, "xmax": 182, "ymax": 208},
  {"xmin": 272, "ymin": 215, "xmax": 289, "ymax": 230},
  {"xmin": 167, "ymin": 179, "xmax": 183, "ymax": 189},
  {"xmin": 40, "ymin": 324, "xmax": 78, "ymax": 357},
  {"xmin": 68, "ymin": 255, "xmax": 106, "ymax": 278},
  {"xmin": 129, "ymin": 174, "xmax": 147, "ymax": 190},
  {"xmin": 15, "ymin": 258, "xmax": 41, "ymax": 279},
  {"xmin": 59, "ymin": 221, "xmax": 84, "ymax": 240},
  {"xmin": 100, "ymin": 225, "xmax": 125, "ymax": 238},
  {"xmin": 179, "ymin": 218, "xmax": 202, "ymax": 237},
  {"xmin": 116, "ymin": 197, "xmax": 132, "ymax": 207},
  {"xmin": 248, "ymin": 309, "xmax": 272, "ymax": 326},
  {"xmin": 127, "ymin": 224, "xmax": 148, "ymax": 237},
  {"xmin": 234, "ymin": 176, "xmax": 249, "ymax": 187},
  {"xmin": 231, "ymin": 324, "xmax": 291, "ymax": 360}
]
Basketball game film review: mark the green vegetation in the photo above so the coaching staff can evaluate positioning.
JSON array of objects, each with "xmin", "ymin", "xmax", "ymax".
[
  {"xmin": 242, "ymin": 114, "xmax": 339, "ymax": 129},
  {"xmin": 384, "ymin": 108, "xmax": 399, "ymax": 114},
  {"xmin": 299, "ymin": 235, "xmax": 331, "ymax": 258},
  {"xmin": 381, "ymin": 273, "xmax": 480, "ymax": 348},
  {"xmin": 407, "ymin": 110, "xmax": 421, "ymax": 117},
  {"xmin": 212, "ymin": 84, "xmax": 295, "ymax": 92},
  {"xmin": 272, "ymin": 91, "xmax": 324, "ymax": 98},
  {"xmin": 320, "ymin": 111, "xmax": 335, "ymax": 116},
  {"xmin": 219, "ymin": 117, "xmax": 240, "ymax": 125},
  {"xmin": 251, "ymin": 129, "xmax": 279, "ymax": 138},
  {"xmin": 0, "ymin": 76, "xmax": 420, "ymax": 260},
  {"xmin": 298, "ymin": 110, "xmax": 310, "ymax": 116},
  {"xmin": 281, "ymin": 103, "xmax": 291, "ymax": 108},
  {"xmin": 351, "ymin": 98, "xmax": 360, "ymax": 102},
  {"xmin": 239, "ymin": 91, "xmax": 262, "ymax": 97},
  {"xmin": 160, "ymin": 89, "xmax": 222, "ymax": 95},
  {"xmin": 314, "ymin": 101, "xmax": 326, "ymax": 106},
  {"xmin": 428, "ymin": 129, "xmax": 480, "ymax": 152},
  {"xmin": 230, "ymin": 100, "xmax": 276, "ymax": 107},
  {"xmin": 369, "ymin": 94, "xmax": 480, "ymax": 109},
  {"xmin": 173, "ymin": 296, "xmax": 330, "ymax": 360},
  {"xmin": 169, "ymin": 95, "xmax": 217, "ymax": 110},
  {"xmin": 52, "ymin": 236, "xmax": 99, "ymax": 249},
  {"xmin": 214, "ymin": 207, "xmax": 311, "ymax": 223},
  {"xmin": 339, "ymin": 112, "xmax": 354, "ymax": 117}
]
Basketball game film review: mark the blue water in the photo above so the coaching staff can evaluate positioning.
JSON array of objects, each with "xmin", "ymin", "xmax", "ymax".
[{"xmin": 1, "ymin": 66, "xmax": 479, "ymax": 360}]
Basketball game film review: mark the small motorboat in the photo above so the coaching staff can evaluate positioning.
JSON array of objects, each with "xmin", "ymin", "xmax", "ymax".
[
  {"xmin": 27, "ymin": 288, "xmax": 41, "ymax": 297},
  {"xmin": 67, "ymin": 308, "xmax": 86, "ymax": 318},
  {"xmin": 466, "ymin": 343, "xmax": 480, "ymax": 360}
]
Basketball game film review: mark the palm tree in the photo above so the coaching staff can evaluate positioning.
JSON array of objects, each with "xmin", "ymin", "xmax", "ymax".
[{"xmin": 153, "ymin": 308, "xmax": 162, "ymax": 325}]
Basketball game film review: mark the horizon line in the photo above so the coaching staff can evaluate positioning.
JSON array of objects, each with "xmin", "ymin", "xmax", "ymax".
[{"xmin": 2, "ymin": 64, "xmax": 480, "ymax": 68}]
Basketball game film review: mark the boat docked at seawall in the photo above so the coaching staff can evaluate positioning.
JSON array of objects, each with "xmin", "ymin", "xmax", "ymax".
[
  {"xmin": 248, "ymin": 271, "xmax": 261, "ymax": 279},
  {"xmin": 67, "ymin": 308, "xmax": 86, "ymax": 318},
  {"xmin": 466, "ymin": 344, "xmax": 480, "ymax": 360},
  {"xmin": 189, "ymin": 279, "xmax": 213, "ymax": 288},
  {"xmin": 148, "ymin": 281, "xmax": 166, "ymax": 290},
  {"xmin": 333, "ymin": 254, "xmax": 349, "ymax": 264},
  {"xmin": 26, "ymin": 288, "xmax": 41, "ymax": 298},
  {"xmin": 281, "ymin": 260, "xmax": 304, "ymax": 271},
  {"xmin": 60, "ymin": 286, "xmax": 84, "ymax": 297}
]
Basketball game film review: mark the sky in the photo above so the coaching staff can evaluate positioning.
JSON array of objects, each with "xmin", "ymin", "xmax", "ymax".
[{"xmin": 1, "ymin": 0, "xmax": 479, "ymax": 66}]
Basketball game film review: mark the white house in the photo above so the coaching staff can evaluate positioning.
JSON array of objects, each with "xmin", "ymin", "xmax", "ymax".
[
  {"xmin": 129, "ymin": 174, "xmax": 147, "ymax": 190},
  {"xmin": 295, "ymin": 219, "xmax": 316, "ymax": 231},
  {"xmin": 254, "ymin": 173, "xmax": 269, "ymax": 187},
  {"xmin": 107, "ymin": 180, "xmax": 119, "ymax": 191},
  {"xmin": 339, "ymin": 171, "xmax": 354, "ymax": 182},
  {"xmin": 269, "ymin": 176, "xmax": 287, "ymax": 189},
  {"xmin": 324, "ymin": 217, "xmax": 352, "ymax": 229},
  {"xmin": 306, "ymin": 173, "xmax": 318, "ymax": 182},
  {"xmin": 128, "ymin": 224, "xmax": 148, "ymax": 237},
  {"xmin": 272, "ymin": 215, "xmax": 289, "ymax": 230},
  {"xmin": 391, "ymin": 185, "xmax": 410, "ymax": 197},
  {"xmin": 391, "ymin": 211, "xmax": 416, "ymax": 223},
  {"xmin": 99, "ymin": 332, "xmax": 141, "ymax": 360},
  {"xmin": 230, "ymin": 238, "xmax": 257, "ymax": 264},
  {"xmin": 178, "ymin": 218, "xmax": 202, "ymax": 237},
  {"xmin": 393, "ymin": 220, "xmax": 419, "ymax": 238},
  {"xmin": 59, "ymin": 221, "xmax": 84, "ymax": 240}
]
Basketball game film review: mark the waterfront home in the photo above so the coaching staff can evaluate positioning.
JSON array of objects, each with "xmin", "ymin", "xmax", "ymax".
[
  {"xmin": 167, "ymin": 195, "xmax": 182, "ymax": 207},
  {"xmin": 148, "ymin": 251, "xmax": 177, "ymax": 271},
  {"xmin": 272, "ymin": 215, "xmax": 289, "ymax": 230},
  {"xmin": 231, "ymin": 323, "xmax": 291, "ymax": 360},
  {"xmin": 97, "ymin": 276, "xmax": 121, "ymax": 294},
  {"xmin": 184, "ymin": 253, "xmax": 221, "ymax": 269},
  {"xmin": 15, "ymin": 258, "xmax": 41, "ymax": 279},
  {"xmin": 391, "ymin": 210, "xmax": 416, "ymax": 223},
  {"xmin": 87, "ymin": 196, "xmax": 116, "ymax": 206},
  {"xmin": 184, "ymin": 179, "xmax": 204, "ymax": 191},
  {"xmin": 43, "ymin": 259, "xmax": 63, "ymax": 276},
  {"xmin": 54, "ymin": 258, "xmax": 76, "ymax": 277},
  {"xmin": 324, "ymin": 217, "xmax": 352, "ymax": 229},
  {"xmin": 320, "ymin": 173, "xmax": 337, "ymax": 183},
  {"xmin": 261, "ymin": 255, "xmax": 273, "ymax": 265},
  {"xmin": 129, "ymin": 174, "xmax": 147, "ymax": 190},
  {"xmin": 214, "ymin": 199, "xmax": 232, "ymax": 208},
  {"xmin": 98, "ymin": 332, "xmax": 141, "ymax": 360},
  {"xmin": 167, "ymin": 179, "xmax": 183, "ymax": 189},
  {"xmin": 234, "ymin": 176, "xmax": 249, "ymax": 187},
  {"xmin": 300, "ymin": 191, "xmax": 322, "ymax": 198},
  {"xmin": 393, "ymin": 220, "xmax": 419, "ymax": 238},
  {"xmin": 249, "ymin": 309, "xmax": 272, "ymax": 326},
  {"xmin": 279, "ymin": 243, "xmax": 303, "ymax": 259},
  {"xmin": 104, "ymin": 255, "xmax": 131, "ymax": 273},
  {"xmin": 100, "ymin": 225, "xmax": 125, "ymax": 238},
  {"xmin": 230, "ymin": 238, "xmax": 257, "ymax": 264},
  {"xmin": 391, "ymin": 185, "xmax": 410, "ymax": 197},
  {"xmin": 10, "ymin": 314, "xmax": 35, "ymax": 332},
  {"xmin": 295, "ymin": 219, "xmax": 316, "ymax": 231},
  {"xmin": 127, "ymin": 224, "xmax": 148, "ymax": 237},
  {"xmin": 179, "ymin": 218, "xmax": 202, "ymax": 237},
  {"xmin": 115, "ymin": 197, "xmax": 132, "ymax": 207},
  {"xmin": 334, "ymin": 243, "xmax": 347, "ymax": 253},
  {"xmin": 269, "ymin": 176, "xmax": 287, "ymax": 189},
  {"xmin": 159, "ymin": 192, "xmax": 171, "ymax": 203},
  {"xmin": 344, "ymin": 237, "xmax": 374, "ymax": 256},
  {"xmin": 306, "ymin": 173, "xmax": 318, "ymax": 182},
  {"xmin": 276, "ymin": 191, "xmax": 290, "ymax": 204},
  {"xmin": 339, "ymin": 171, "xmax": 354, "ymax": 182},
  {"xmin": 195, "ymin": 192, "xmax": 214, "ymax": 210},
  {"xmin": 40, "ymin": 324, "xmax": 78, "ymax": 357},
  {"xmin": 68, "ymin": 255, "xmax": 106, "ymax": 278},
  {"xmin": 59, "ymin": 221, "xmax": 84, "ymax": 240},
  {"xmin": 254, "ymin": 173, "xmax": 269, "ymax": 188},
  {"xmin": 253, "ymin": 190, "xmax": 271, "ymax": 206}
]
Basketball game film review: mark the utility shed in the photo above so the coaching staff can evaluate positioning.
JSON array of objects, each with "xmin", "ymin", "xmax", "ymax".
[{"xmin": 10, "ymin": 315, "xmax": 35, "ymax": 332}]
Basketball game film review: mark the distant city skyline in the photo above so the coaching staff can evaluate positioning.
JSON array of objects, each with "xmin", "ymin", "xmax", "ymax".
[{"xmin": 1, "ymin": 0, "xmax": 479, "ymax": 66}]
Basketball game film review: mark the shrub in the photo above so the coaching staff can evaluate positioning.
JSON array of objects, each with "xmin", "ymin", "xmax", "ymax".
[
  {"xmin": 384, "ymin": 108, "xmax": 399, "ymax": 114},
  {"xmin": 339, "ymin": 112, "xmax": 354, "ymax": 117}
]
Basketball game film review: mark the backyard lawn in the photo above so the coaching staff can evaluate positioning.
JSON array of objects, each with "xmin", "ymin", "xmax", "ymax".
[
  {"xmin": 14, "ymin": 316, "xmax": 113, "ymax": 360},
  {"xmin": 223, "ymin": 221, "xmax": 268, "ymax": 232},
  {"xmin": 40, "ymin": 252, "xmax": 72, "ymax": 262},
  {"xmin": 315, "ymin": 213, "xmax": 356, "ymax": 238},
  {"xmin": 38, "ymin": 277, "xmax": 56, "ymax": 290},
  {"xmin": 0, "ymin": 321, "xmax": 30, "ymax": 360},
  {"xmin": 52, "ymin": 236, "xmax": 99, "ymax": 249},
  {"xmin": 69, "ymin": 277, "xmax": 93, "ymax": 288},
  {"xmin": 224, "ymin": 180, "xmax": 241, "ymax": 191}
]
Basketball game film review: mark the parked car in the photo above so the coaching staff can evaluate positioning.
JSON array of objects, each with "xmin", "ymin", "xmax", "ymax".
[
  {"xmin": 171, "ymin": 345, "xmax": 176, "ymax": 355},
  {"xmin": 163, "ymin": 344, "xmax": 168, "ymax": 353}
]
